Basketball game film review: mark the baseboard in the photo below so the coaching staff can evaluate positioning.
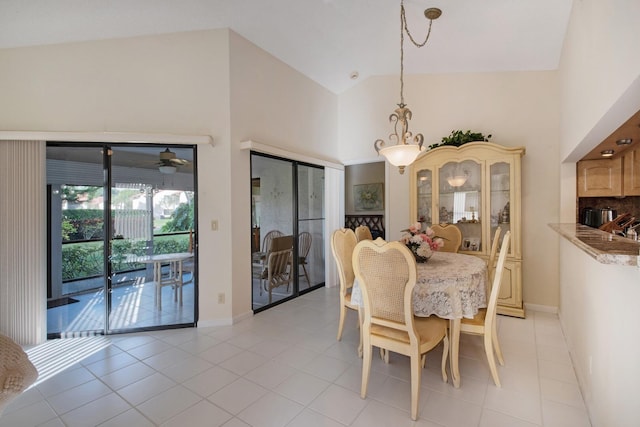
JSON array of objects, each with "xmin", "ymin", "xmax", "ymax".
[
  {"xmin": 197, "ymin": 318, "xmax": 233, "ymax": 327},
  {"xmin": 524, "ymin": 302, "xmax": 558, "ymax": 314},
  {"xmin": 197, "ymin": 310, "xmax": 254, "ymax": 328},
  {"xmin": 232, "ymin": 310, "xmax": 254, "ymax": 324}
]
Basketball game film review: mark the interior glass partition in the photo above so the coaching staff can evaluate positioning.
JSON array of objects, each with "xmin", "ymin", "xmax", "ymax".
[{"xmin": 251, "ymin": 153, "xmax": 325, "ymax": 311}]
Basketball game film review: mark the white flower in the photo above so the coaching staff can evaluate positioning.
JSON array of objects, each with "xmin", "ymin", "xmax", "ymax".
[
  {"xmin": 409, "ymin": 235, "xmax": 423, "ymax": 244},
  {"xmin": 415, "ymin": 243, "xmax": 433, "ymax": 258}
]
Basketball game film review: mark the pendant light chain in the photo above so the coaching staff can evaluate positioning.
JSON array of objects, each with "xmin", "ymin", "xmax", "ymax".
[
  {"xmin": 400, "ymin": 4, "xmax": 405, "ymax": 106},
  {"xmin": 399, "ymin": 0, "xmax": 437, "ymax": 106}
]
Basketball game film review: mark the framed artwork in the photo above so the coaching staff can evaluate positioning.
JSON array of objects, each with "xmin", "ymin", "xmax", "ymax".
[{"xmin": 354, "ymin": 183, "xmax": 384, "ymax": 211}]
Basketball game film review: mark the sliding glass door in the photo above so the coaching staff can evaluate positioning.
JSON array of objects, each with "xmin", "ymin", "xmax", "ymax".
[
  {"xmin": 47, "ymin": 143, "xmax": 197, "ymax": 337},
  {"xmin": 251, "ymin": 155, "xmax": 294, "ymax": 309},
  {"xmin": 108, "ymin": 146, "xmax": 196, "ymax": 332},
  {"xmin": 251, "ymin": 153, "xmax": 325, "ymax": 311},
  {"xmin": 297, "ymin": 164, "xmax": 325, "ymax": 291},
  {"xmin": 47, "ymin": 146, "xmax": 106, "ymax": 336}
]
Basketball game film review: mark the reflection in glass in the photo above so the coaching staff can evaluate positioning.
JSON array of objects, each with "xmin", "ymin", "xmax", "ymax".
[{"xmin": 416, "ymin": 169, "xmax": 432, "ymax": 223}]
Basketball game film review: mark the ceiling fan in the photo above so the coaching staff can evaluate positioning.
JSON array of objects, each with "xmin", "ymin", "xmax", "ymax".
[{"xmin": 156, "ymin": 148, "xmax": 190, "ymax": 174}]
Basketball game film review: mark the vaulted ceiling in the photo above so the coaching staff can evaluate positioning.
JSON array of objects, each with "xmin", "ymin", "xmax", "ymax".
[{"xmin": 0, "ymin": 0, "xmax": 573, "ymax": 94}]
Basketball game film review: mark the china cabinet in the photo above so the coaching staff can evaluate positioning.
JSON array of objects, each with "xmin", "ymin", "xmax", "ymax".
[{"xmin": 410, "ymin": 142, "xmax": 526, "ymax": 317}]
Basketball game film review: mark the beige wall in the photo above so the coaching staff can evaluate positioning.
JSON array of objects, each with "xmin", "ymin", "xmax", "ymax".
[
  {"xmin": 557, "ymin": 1, "xmax": 640, "ymax": 425},
  {"xmin": 0, "ymin": 28, "xmax": 339, "ymax": 328},
  {"xmin": 0, "ymin": 29, "xmax": 235, "ymax": 326},
  {"xmin": 0, "ymin": 30, "xmax": 229, "ymax": 134},
  {"xmin": 227, "ymin": 32, "xmax": 338, "ymax": 320},
  {"xmin": 339, "ymin": 71, "xmax": 561, "ymax": 308},
  {"xmin": 559, "ymin": 240, "xmax": 640, "ymax": 426}
]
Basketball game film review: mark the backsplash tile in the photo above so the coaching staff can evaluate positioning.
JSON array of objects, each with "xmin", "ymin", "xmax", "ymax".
[{"xmin": 578, "ymin": 196, "xmax": 640, "ymax": 227}]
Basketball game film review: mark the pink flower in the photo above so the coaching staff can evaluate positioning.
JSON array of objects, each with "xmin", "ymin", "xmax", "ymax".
[
  {"xmin": 429, "ymin": 238, "xmax": 445, "ymax": 250},
  {"xmin": 401, "ymin": 223, "xmax": 443, "ymax": 261}
]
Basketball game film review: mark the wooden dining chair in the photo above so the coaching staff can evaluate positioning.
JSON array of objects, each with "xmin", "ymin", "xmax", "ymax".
[
  {"xmin": 430, "ymin": 223, "xmax": 462, "ymax": 253},
  {"xmin": 331, "ymin": 228, "xmax": 362, "ymax": 356},
  {"xmin": 487, "ymin": 227, "xmax": 502, "ymax": 283},
  {"xmin": 263, "ymin": 235, "xmax": 294, "ymax": 304},
  {"xmin": 253, "ymin": 229, "xmax": 284, "ymax": 295},
  {"xmin": 460, "ymin": 231, "xmax": 510, "ymax": 387},
  {"xmin": 298, "ymin": 231, "xmax": 312, "ymax": 287},
  {"xmin": 354, "ymin": 225, "xmax": 373, "ymax": 242},
  {"xmin": 353, "ymin": 238, "xmax": 449, "ymax": 421}
]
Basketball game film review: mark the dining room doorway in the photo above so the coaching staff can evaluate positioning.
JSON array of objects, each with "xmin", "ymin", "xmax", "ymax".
[{"xmin": 46, "ymin": 143, "xmax": 198, "ymax": 338}]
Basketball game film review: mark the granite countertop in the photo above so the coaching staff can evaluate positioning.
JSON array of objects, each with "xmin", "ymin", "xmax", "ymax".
[{"xmin": 549, "ymin": 223, "xmax": 640, "ymax": 266}]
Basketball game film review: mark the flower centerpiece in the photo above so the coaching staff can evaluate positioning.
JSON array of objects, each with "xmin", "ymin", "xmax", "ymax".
[{"xmin": 401, "ymin": 222, "xmax": 445, "ymax": 263}]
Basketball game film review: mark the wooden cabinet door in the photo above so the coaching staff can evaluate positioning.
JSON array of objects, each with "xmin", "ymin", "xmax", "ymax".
[
  {"xmin": 623, "ymin": 148, "xmax": 640, "ymax": 196},
  {"xmin": 496, "ymin": 259, "xmax": 523, "ymax": 317},
  {"xmin": 577, "ymin": 158, "xmax": 623, "ymax": 197}
]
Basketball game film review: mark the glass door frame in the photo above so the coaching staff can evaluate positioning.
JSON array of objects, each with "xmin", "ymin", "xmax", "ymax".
[
  {"xmin": 46, "ymin": 142, "xmax": 198, "ymax": 338},
  {"xmin": 250, "ymin": 151, "xmax": 325, "ymax": 313}
]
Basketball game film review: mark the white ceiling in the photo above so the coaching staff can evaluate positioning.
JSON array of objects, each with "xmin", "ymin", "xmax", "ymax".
[{"xmin": 0, "ymin": 0, "xmax": 573, "ymax": 94}]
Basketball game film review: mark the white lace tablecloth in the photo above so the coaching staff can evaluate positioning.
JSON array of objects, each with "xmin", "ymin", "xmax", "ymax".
[{"xmin": 351, "ymin": 251, "xmax": 487, "ymax": 320}]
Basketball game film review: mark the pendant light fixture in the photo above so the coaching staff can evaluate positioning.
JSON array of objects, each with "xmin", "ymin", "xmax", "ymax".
[{"xmin": 374, "ymin": 1, "xmax": 442, "ymax": 174}]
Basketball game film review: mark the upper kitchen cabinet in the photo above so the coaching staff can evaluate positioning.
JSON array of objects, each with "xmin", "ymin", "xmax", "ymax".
[
  {"xmin": 577, "ymin": 109, "xmax": 640, "ymax": 197},
  {"xmin": 577, "ymin": 145, "xmax": 640, "ymax": 197},
  {"xmin": 409, "ymin": 142, "xmax": 526, "ymax": 317},
  {"xmin": 623, "ymin": 146, "xmax": 640, "ymax": 196},
  {"xmin": 577, "ymin": 158, "xmax": 623, "ymax": 197}
]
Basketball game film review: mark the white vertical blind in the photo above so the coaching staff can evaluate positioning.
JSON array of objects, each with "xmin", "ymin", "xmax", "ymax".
[
  {"xmin": 324, "ymin": 167, "xmax": 343, "ymax": 288},
  {"xmin": 0, "ymin": 140, "xmax": 47, "ymax": 345}
]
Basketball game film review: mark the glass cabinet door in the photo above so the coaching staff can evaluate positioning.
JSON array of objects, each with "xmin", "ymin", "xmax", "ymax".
[
  {"xmin": 438, "ymin": 160, "xmax": 482, "ymax": 252},
  {"xmin": 416, "ymin": 168, "xmax": 433, "ymax": 223},
  {"xmin": 489, "ymin": 161, "xmax": 511, "ymax": 253}
]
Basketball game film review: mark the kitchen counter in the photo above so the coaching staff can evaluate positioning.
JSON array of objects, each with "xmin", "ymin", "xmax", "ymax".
[{"xmin": 549, "ymin": 223, "xmax": 640, "ymax": 266}]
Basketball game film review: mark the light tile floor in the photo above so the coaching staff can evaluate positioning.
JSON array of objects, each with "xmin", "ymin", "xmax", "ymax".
[{"xmin": 1, "ymin": 287, "xmax": 592, "ymax": 427}]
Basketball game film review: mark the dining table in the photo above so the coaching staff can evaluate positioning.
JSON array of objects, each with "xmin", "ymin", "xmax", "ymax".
[
  {"xmin": 351, "ymin": 250, "xmax": 488, "ymax": 388},
  {"xmin": 128, "ymin": 252, "xmax": 194, "ymax": 310}
]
